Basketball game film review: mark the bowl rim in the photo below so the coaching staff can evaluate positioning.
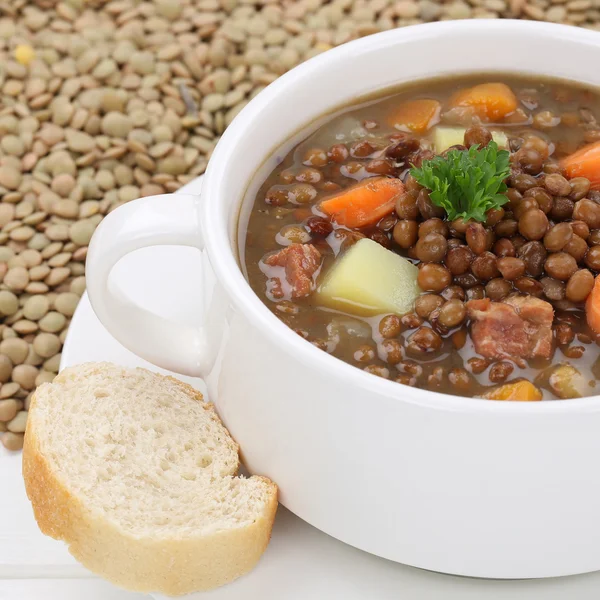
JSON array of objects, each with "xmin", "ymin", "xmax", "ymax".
[{"xmin": 203, "ymin": 19, "xmax": 600, "ymax": 414}]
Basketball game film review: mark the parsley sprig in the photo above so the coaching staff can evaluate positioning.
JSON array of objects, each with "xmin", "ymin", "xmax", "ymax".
[{"xmin": 410, "ymin": 142, "xmax": 511, "ymax": 223}]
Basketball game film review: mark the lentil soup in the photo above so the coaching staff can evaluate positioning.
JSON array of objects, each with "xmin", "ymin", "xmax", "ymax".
[{"xmin": 240, "ymin": 75, "xmax": 600, "ymax": 401}]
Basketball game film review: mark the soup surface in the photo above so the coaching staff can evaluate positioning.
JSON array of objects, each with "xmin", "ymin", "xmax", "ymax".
[{"xmin": 240, "ymin": 75, "xmax": 600, "ymax": 401}]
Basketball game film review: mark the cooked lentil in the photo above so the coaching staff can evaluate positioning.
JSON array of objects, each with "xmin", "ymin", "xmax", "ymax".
[{"xmin": 242, "ymin": 75, "xmax": 600, "ymax": 401}]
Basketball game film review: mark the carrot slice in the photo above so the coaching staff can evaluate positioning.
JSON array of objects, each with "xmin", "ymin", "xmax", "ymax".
[
  {"xmin": 449, "ymin": 83, "xmax": 518, "ymax": 122},
  {"xmin": 586, "ymin": 274, "xmax": 600, "ymax": 334},
  {"xmin": 482, "ymin": 380, "xmax": 543, "ymax": 401},
  {"xmin": 319, "ymin": 177, "xmax": 404, "ymax": 229},
  {"xmin": 388, "ymin": 99, "xmax": 441, "ymax": 134},
  {"xmin": 561, "ymin": 141, "xmax": 600, "ymax": 189}
]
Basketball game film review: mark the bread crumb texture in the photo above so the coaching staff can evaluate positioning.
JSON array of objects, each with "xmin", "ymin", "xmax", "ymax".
[{"xmin": 23, "ymin": 362, "xmax": 277, "ymax": 596}]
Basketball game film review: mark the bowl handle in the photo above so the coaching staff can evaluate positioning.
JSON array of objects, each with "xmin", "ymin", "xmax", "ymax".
[{"xmin": 85, "ymin": 193, "xmax": 209, "ymax": 377}]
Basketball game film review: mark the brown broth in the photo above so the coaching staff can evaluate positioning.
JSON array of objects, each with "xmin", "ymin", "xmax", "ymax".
[{"xmin": 240, "ymin": 74, "xmax": 600, "ymax": 400}]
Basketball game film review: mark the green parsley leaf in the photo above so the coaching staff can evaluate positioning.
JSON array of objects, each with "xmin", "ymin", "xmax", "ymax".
[{"xmin": 409, "ymin": 141, "xmax": 511, "ymax": 223}]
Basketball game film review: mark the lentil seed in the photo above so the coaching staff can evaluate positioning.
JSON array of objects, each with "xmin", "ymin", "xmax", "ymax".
[
  {"xmin": 54, "ymin": 292, "xmax": 79, "ymax": 317},
  {"xmin": 69, "ymin": 219, "xmax": 96, "ymax": 245},
  {"xmin": 38, "ymin": 311, "xmax": 66, "ymax": 333},
  {"xmin": 2, "ymin": 432, "xmax": 24, "ymax": 450},
  {"xmin": 33, "ymin": 333, "xmax": 60, "ymax": 358},
  {"xmin": 45, "ymin": 268, "xmax": 71, "ymax": 287},
  {"xmin": 1, "ymin": 383, "xmax": 20, "ymax": 399},
  {"xmin": 4, "ymin": 267, "xmax": 29, "ymax": 291},
  {"xmin": 23, "ymin": 295, "xmax": 49, "ymax": 321},
  {"xmin": 0, "ymin": 338, "xmax": 29, "ymax": 365},
  {"xmin": 11, "ymin": 365, "xmax": 37, "ymax": 391},
  {"xmin": 0, "ymin": 400, "xmax": 19, "ymax": 423},
  {"xmin": 0, "ymin": 291, "xmax": 19, "ymax": 316},
  {"xmin": 7, "ymin": 411, "xmax": 28, "ymax": 433}
]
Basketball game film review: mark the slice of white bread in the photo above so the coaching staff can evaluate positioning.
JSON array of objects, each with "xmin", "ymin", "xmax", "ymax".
[{"xmin": 23, "ymin": 362, "xmax": 277, "ymax": 596}]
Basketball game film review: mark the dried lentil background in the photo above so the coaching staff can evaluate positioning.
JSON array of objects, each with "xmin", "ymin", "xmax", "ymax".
[{"xmin": 0, "ymin": 0, "xmax": 598, "ymax": 452}]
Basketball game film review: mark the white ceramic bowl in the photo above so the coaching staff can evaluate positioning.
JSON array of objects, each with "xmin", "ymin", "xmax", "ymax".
[{"xmin": 87, "ymin": 20, "xmax": 600, "ymax": 578}]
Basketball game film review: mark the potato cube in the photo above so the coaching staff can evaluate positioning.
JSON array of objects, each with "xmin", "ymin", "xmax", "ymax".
[
  {"xmin": 317, "ymin": 238, "xmax": 420, "ymax": 316},
  {"xmin": 549, "ymin": 364, "xmax": 587, "ymax": 399}
]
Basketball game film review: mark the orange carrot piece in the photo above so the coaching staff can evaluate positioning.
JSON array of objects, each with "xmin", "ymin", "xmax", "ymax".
[
  {"xmin": 388, "ymin": 99, "xmax": 441, "ymax": 134},
  {"xmin": 449, "ymin": 83, "xmax": 518, "ymax": 122},
  {"xmin": 586, "ymin": 274, "xmax": 600, "ymax": 334},
  {"xmin": 561, "ymin": 141, "xmax": 600, "ymax": 189},
  {"xmin": 319, "ymin": 177, "xmax": 404, "ymax": 229},
  {"xmin": 482, "ymin": 380, "xmax": 543, "ymax": 401}
]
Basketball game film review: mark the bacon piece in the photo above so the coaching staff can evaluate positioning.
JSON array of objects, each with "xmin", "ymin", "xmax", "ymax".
[
  {"xmin": 467, "ymin": 296, "xmax": 554, "ymax": 360},
  {"xmin": 263, "ymin": 243, "xmax": 322, "ymax": 299}
]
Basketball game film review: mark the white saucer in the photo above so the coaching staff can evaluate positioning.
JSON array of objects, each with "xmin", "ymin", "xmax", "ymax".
[{"xmin": 60, "ymin": 176, "xmax": 600, "ymax": 599}]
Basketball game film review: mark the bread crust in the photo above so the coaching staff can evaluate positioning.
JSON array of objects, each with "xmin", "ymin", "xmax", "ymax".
[{"xmin": 23, "ymin": 367, "xmax": 278, "ymax": 596}]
